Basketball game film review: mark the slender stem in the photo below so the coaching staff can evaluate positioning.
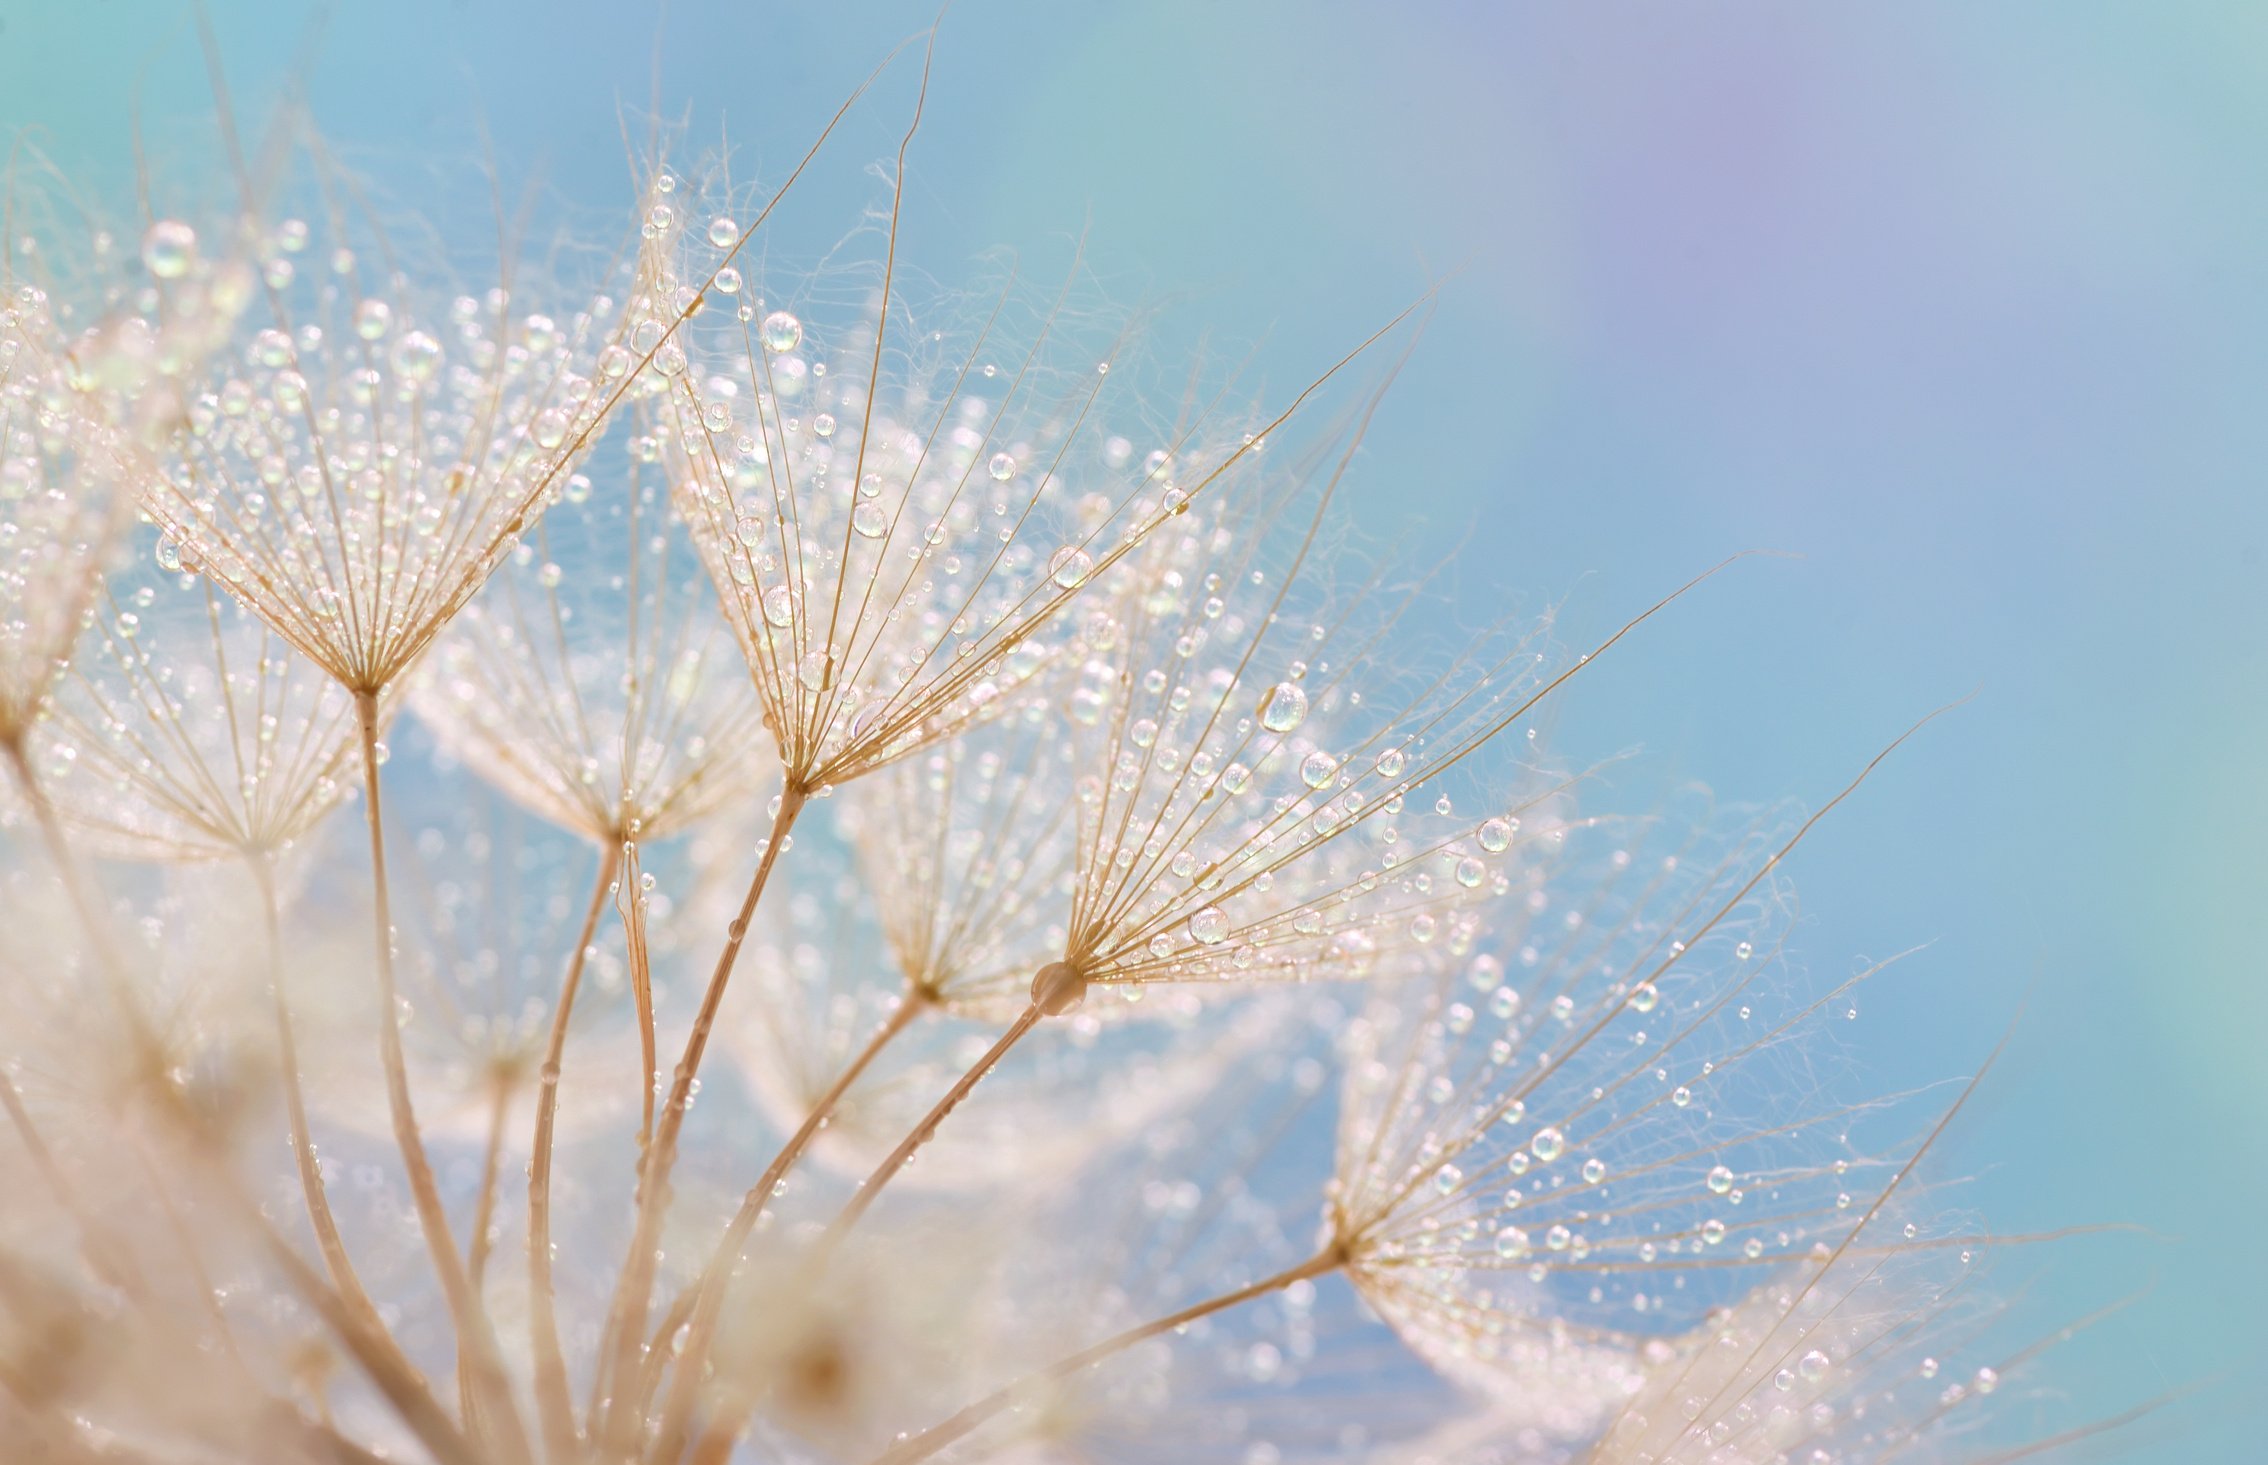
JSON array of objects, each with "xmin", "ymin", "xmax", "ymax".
[
  {"xmin": 353, "ymin": 688, "xmax": 535, "ymax": 1465},
  {"xmin": 645, "ymin": 993, "xmax": 930, "ymax": 1461},
  {"xmin": 467, "ymin": 1075, "xmax": 514, "ymax": 1284},
  {"xmin": 529, "ymin": 838, "xmax": 623, "ymax": 1464},
  {"xmin": 825, "ymin": 1002, "xmax": 1043, "ymax": 1241},
  {"xmin": 249, "ymin": 853, "xmax": 420, "ymax": 1387},
  {"xmin": 868, "ymin": 1250, "xmax": 1345, "ymax": 1465},
  {"xmin": 593, "ymin": 787, "xmax": 807, "ymax": 1458}
]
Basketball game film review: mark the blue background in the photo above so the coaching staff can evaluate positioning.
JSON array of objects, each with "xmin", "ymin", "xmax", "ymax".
[{"xmin": 5, "ymin": 3, "xmax": 2260, "ymax": 1456}]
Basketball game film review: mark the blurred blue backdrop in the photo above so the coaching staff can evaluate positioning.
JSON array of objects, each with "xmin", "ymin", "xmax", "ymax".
[{"xmin": 5, "ymin": 2, "xmax": 2260, "ymax": 1456}]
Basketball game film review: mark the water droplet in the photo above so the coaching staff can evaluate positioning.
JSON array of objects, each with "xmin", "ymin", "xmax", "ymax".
[
  {"xmin": 1799, "ymin": 1350, "xmax": 1831, "ymax": 1383},
  {"xmin": 708, "ymin": 217, "xmax": 741, "ymax": 249},
  {"xmin": 1530, "ymin": 1127, "xmax": 1564, "ymax": 1163},
  {"xmin": 987, "ymin": 452, "xmax": 1016, "ymax": 481},
  {"xmin": 1189, "ymin": 907, "xmax": 1229, "ymax": 944},
  {"xmin": 154, "ymin": 537, "xmax": 183, "ymax": 572},
  {"xmin": 1706, "ymin": 1164, "xmax": 1734, "ymax": 1195},
  {"xmin": 142, "ymin": 220, "xmax": 196, "ymax": 279},
  {"xmin": 1300, "ymin": 750, "xmax": 1338, "ymax": 789},
  {"xmin": 1259, "ymin": 682, "xmax": 1308, "ymax": 733},
  {"xmin": 1048, "ymin": 545, "xmax": 1093, "ymax": 589},
  {"xmin": 1477, "ymin": 817, "xmax": 1512, "ymax": 853},
  {"xmin": 1433, "ymin": 1163, "xmax": 1463, "ymax": 1195},
  {"xmin": 391, "ymin": 331, "xmax": 442, "ymax": 383},
  {"xmin": 762, "ymin": 586, "xmax": 795, "ymax": 628},
  {"xmin": 1494, "ymin": 1226, "xmax": 1530, "ymax": 1258},
  {"xmin": 1581, "ymin": 1158, "xmax": 1606, "ymax": 1184},
  {"xmin": 354, "ymin": 299, "xmax": 393, "ymax": 341},
  {"xmin": 851, "ymin": 502, "xmax": 887, "ymax": 539},
  {"xmin": 1373, "ymin": 747, "xmax": 1406, "ymax": 778},
  {"xmin": 1453, "ymin": 856, "xmax": 1486, "ymax": 889},
  {"xmin": 761, "ymin": 311, "xmax": 802, "ymax": 353}
]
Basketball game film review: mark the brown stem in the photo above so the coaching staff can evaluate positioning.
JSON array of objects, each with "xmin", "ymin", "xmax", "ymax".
[
  {"xmin": 249, "ymin": 854, "xmax": 421, "ymax": 1387},
  {"xmin": 645, "ymin": 992, "xmax": 930, "ymax": 1461},
  {"xmin": 869, "ymin": 1250, "xmax": 1345, "ymax": 1465},
  {"xmin": 825, "ymin": 1002, "xmax": 1042, "ymax": 1241},
  {"xmin": 528, "ymin": 838, "xmax": 623, "ymax": 1464},
  {"xmin": 592, "ymin": 787, "xmax": 807, "ymax": 1457},
  {"xmin": 353, "ymin": 688, "xmax": 535, "ymax": 1465},
  {"xmin": 621, "ymin": 839, "xmax": 658, "ymax": 1151}
]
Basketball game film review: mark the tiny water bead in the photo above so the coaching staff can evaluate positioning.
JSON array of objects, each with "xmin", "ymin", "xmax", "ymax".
[
  {"xmin": 1299, "ymin": 750, "xmax": 1338, "ymax": 790},
  {"xmin": 1189, "ymin": 906, "xmax": 1229, "ymax": 944},
  {"xmin": 760, "ymin": 310, "xmax": 802, "ymax": 353},
  {"xmin": 707, "ymin": 216, "xmax": 740, "ymax": 249},
  {"xmin": 1259, "ymin": 681, "xmax": 1308, "ymax": 733},
  {"xmin": 1706, "ymin": 1164, "xmax": 1735, "ymax": 1195},
  {"xmin": 987, "ymin": 452, "xmax": 1016, "ymax": 481},
  {"xmin": 1476, "ymin": 816, "xmax": 1513, "ymax": 853},
  {"xmin": 1529, "ymin": 1126, "xmax": 1564, "ymax": 1163},
  {"xmin": 142, "ymin": 219, "xmax": 197, "ymax": 279},
  {"xmin": 851, "ymin": 502, "xmax": 887, "ymax": 539}
]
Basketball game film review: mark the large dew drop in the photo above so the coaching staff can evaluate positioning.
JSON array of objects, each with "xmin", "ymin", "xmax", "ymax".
[
  {"xmin": 1259, "ymin": 681, "xmax": 1308, "ymax": 733},
  {"xmin": 761, "ymin": 311, "xmax": 803, "ymax": 354},
  {"xmin": 1048, "ymin": 546, "xmax": 1093, "ymax": 589}
]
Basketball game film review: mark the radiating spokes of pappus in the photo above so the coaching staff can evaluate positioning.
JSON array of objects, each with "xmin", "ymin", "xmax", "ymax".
[
  {"xmin": 28, "ymin": 530, "xmax": 364, "ymax": 863},
  {"xmin": 834, "ymin": 701, "xmax": 1083, "ymax": 1022},
  {"xmin": 409, "ymin": 415, "xmax": 770, "ymax": 847},
  {"xmin": 0, "ymin": 176, "xmax": 238, "ymax": 741},
  {"xmin": 1328, "ymin": 798, "xmax": 1960, "ymax": 1388},
  {"xmin": 633, "ymin": 143, "xmax": 1414, "ymax": 796},
  {"xmin": 138, "ymin": 190, "xmax": 632, "ymax": 698},
  {"xmin": 1033, "ymin": 424, "xmax": 1591, "ymax": 1004}
]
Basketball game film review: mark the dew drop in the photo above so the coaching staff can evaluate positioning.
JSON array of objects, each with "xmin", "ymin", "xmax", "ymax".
[
  {"xmin": 1048, "ymin": 545, "xmax": 1093, "ymax": 589},
  {"xmin": 354, "ymin": 299, "xmax": 393, "ymax": 341},
  {"xmin": 1189, "ymin": 906, "xmax": 1229, "ymax": 945},
  {"xmin": 142, "ymin": 220, "xmax": 196, "ymax": 280},
  {"xmin": 761, "ymin": 311, "xmax": 802, "ymax": 353},
  {"xmin": 1259, "ymin": 682, "xmax": 1308, "ymax": 733},
  {"xmin": 708, "ymin": 217, "xmax": 741, "ymax": 249},
  {"xmin": 1529, "ymin": 1127, "xmax": 1564, "ymax": 1163}
]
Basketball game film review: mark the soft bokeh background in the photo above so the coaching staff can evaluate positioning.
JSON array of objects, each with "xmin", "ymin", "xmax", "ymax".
[{"xmin": 5, "ymin": 2, "xmax": 2260, "ymax": 1456}]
